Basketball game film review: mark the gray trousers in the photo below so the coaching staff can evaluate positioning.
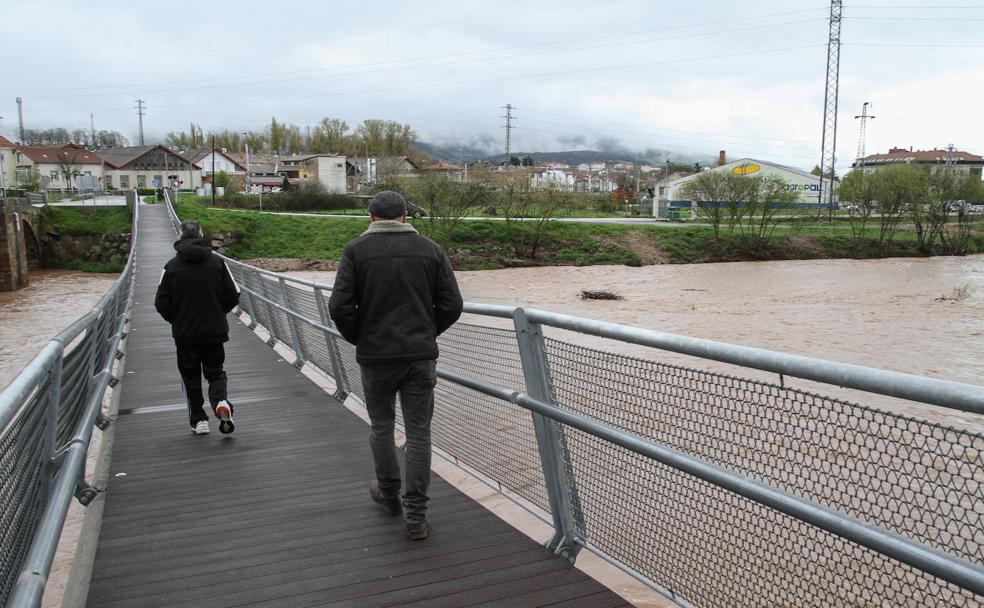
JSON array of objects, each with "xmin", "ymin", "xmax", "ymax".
[{"xmin": 360, "ymin": 359, "xmax": 437, "ymax": 524}]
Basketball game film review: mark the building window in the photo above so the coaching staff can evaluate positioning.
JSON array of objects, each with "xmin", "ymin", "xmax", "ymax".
[
  {"xmin": 104, "ymin": 175, "xmax": 113, "ymax": 189},
  {"xmin": 120, "ymin": 175, "xmax": 129, "ymax": 188},
  {"xmin": 137, "ymin": 175, "xmax": 146, "ymax": 188},
  {"xmin": 154, "ymin": 174, "xmax": 162, "ymax": 187},
  {"xmin": 16, "ymin": 152, "xmax": 23, "ymax": 162},
  {"xmin": 51, "ymin": 170, "xmax": 60, "ymax": 181}
]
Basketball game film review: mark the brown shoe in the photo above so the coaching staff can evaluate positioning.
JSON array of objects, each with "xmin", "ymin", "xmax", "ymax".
[
  {"xmin": 369, "ymin": 480, "xmax": 402, "ymax": 515},
  {"xmin": 406, "ymin": 519, "xmax": 431, "ymax": 540}
]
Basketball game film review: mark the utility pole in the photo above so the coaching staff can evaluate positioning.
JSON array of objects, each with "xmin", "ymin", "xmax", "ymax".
[
  {"xmin": 135, "ymin": 99, "xmax": 146, "ymax": 146},
  {"xmin": 0, "ymin": 116, "xmax": 6, "ymax": 196},
  {"xmin": 211, "ymin": 135, "xmax": 216, "ymax": 207},
  {"xmin": 818, "ymin": 0, "xmax": 843, "ymax": 221},
  {"xmin": 16, "ymin": 97, "xmax": 24, "ymax": 143},
  {"xmin": 502, "ymin": 104, "xmax": 514, "ymax": 168},
  {"xmin": 853, "ymin": 102, "xmax": 874, "ymax": 174},
  {"xmin": 90, "ymin": 113, "xmax": 96, "ymax": 149}
]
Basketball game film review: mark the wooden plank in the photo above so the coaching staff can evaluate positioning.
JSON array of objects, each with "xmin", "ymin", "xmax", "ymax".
[{"xmin": 86, "ymin": 205, "xmax": 627, "ymax": 608}]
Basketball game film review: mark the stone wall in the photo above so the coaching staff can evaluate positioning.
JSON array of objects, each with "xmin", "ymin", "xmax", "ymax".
[{"xmin": 42, "ymin": 232, "xmax": 131, "ymax": 268}]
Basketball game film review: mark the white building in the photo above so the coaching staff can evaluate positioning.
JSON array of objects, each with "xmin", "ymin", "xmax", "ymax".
[
  {"xmin": 280, "ymin": 154, "xmax": 348, "ymax": 193},
  {"xmin": 530, "ymin": 168, "xmax": 575, "ymax": 191},
  {"xmin": 97, "ymin": 145, "xmax": 202, "ymax": 191},
  {"xmin": 662, "ymin": 158, "xmax": 824, "ymax": 216}
]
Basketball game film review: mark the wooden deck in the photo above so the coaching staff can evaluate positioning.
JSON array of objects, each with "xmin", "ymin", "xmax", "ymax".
[{"xmin": 85, "ymin": 204, "xmax": 629, "ymax": 607}]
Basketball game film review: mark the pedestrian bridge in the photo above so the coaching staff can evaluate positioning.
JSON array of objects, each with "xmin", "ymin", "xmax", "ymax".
[{"xmin": 2, "ymin": 193, "xmax": 983, "ymax": 607}]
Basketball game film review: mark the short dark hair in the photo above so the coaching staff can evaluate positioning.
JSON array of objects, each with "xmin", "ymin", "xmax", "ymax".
[
  {"xmin": 179, "ymin": 220, "xmax": 203, "ymax": 239},
  {"xmin": 367, "ymin": 190, "xmax": 407, "ymax": 220}
]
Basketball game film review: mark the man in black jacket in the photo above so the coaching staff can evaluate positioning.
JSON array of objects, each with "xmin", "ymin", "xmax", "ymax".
[
  {"xmin": 155, "ymin": 220, "xmax": 240, "ymax": 435},
  {"xmin": 329, "ymin": 191, "xmax": 463, "ymax": 540}
]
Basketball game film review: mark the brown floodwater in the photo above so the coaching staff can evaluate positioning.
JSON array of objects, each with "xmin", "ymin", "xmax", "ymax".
[
  {"xmin": 0, "ymin": 270, "xmax": 119, "ymax": 387},
  {"xmin": 3, "ymin": 257, "xmax": 981, "ymax": 423},
  {"xmin": 287, "ymin": 255, "xmax": 984, "ymax": 429}
]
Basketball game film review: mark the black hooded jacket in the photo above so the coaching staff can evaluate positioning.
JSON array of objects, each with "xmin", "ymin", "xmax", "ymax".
[{"xmin": 155, "ymin": 237, "xmax": 240, "ymax": 344}]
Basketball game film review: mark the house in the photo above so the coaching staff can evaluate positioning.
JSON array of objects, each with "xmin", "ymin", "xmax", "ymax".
[
  {"xmin": 663, "ymin": 158, "xmax": 824, "ymax": 217},
  {"xmin": 226, "ymin": 152, "xmax": 286, "ymax": 193},
  {"xmin": 370, "ymin": 156, "xmax": 420, "ymax": 184},
  {"xmin": 0, "ymin": 135, "xmax": 16, "ymax": 193},
  {"xmin": 13, "ymin": 144, "xmax": 107, "ymax": 191},
  {"xmin": 576, "ymin": 161, "xmax": 607, "ymax": 172},
  {"xmin": 853, "ymin": 147, "xmax": 983, "ymax": 180},
  {"xmin": 280, "ymin": 153, "xmax": 348, "ymax": 194},
  {"xmin": 185, "ymin": 148, "xmax": 246, "ymax": 178},
  {"xmin": 530, "ymin": 168, "xmax": 575, "ymax": 191},
  {"xmin": 97, "ymin": 145, "xmax": 202, "ymax": 190}
]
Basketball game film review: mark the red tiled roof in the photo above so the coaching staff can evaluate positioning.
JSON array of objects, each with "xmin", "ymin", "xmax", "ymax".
[
  {"xmin": 0, "ymin": 135, "xmax": 16, "ymax": 148},
  {"xmin": 16, "ymin": 144, "xmax": 105, "ymax": 165},
  {"xmin": 862, "ymin": 147, "xmax": 983, "ymax": 164}
]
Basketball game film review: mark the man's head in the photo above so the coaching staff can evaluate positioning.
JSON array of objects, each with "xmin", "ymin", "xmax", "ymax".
[
  {"xmin": 368, "ymin": 190, "xmax": 407, "ymax": 222},
  {"xmin": 179, "ymin": 220, "xmax": 204, "ymax": 240}
]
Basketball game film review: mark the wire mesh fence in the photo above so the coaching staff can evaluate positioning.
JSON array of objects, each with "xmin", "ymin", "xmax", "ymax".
[
  {"xmin": 0, "ymin": 206, "xmax": 135, "ymax": 607},
  {"xmin": 543, "ymin": 337, "xmax": 983, "ymax": 607},
  {"xmin": 174, "ymin": 190, "xmax": 984, "ymax": 607}
]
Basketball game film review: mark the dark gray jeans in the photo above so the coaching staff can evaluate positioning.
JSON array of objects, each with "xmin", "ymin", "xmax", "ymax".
[{"xmin": 360, "ymin": 359, "xmax": 437, "ymax": 524}]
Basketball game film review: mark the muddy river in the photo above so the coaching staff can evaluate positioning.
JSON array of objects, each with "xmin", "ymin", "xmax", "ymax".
[
  {"xmin": 3, "ymin": 255, "xmax": 982, "ymax": 418},
  {"xmin": 0, "ymin": 270, "xmax": 119, "ymax": 387}
]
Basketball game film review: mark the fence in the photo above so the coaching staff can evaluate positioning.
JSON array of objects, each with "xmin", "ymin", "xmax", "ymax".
[
  {"xmin": 0, "ymin": 199, "xmax": 135, "ymax": 607},
  {"xmin": 180, "ymin": 192, "xmax": 984, "ymax": 605}
]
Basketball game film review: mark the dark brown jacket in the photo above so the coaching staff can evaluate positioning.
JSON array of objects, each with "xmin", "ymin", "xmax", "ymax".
[{"xmin": 328, "ymin": 223, "xmax": 462, "ymax": 366}]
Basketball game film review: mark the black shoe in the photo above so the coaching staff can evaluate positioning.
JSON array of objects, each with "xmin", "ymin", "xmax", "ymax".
[
  {"xmin": 407, "ymin": 519, "xmax": 431, "ymax": 540},
  {"xmin": 369, "ymin": 480, "xmax": 402, "ymax": 515}
]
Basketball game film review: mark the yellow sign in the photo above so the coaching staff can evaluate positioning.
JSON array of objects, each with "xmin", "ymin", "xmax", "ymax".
[{"xmin": 731, "ymin": 164, "xmax": 761, "ymax": 175}]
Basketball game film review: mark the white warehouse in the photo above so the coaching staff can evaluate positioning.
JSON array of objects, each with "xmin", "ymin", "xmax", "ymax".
[{"xmin": 661, "ymin": 158, "xmax": 826, "ymax": 216}]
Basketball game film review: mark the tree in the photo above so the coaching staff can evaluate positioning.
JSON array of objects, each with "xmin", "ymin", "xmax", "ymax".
[
  {"xmin": 869, "ymin": 164, "xmax": 927, "ymax": 247},
  {"xmin": 745, "ymin": 175, "xmax": 800, "ymax": 245},
  {"xmin": 55, "ymin": 150, "xmax": 82, "ymax": 191},
  {"xmin": 681, "ymin": 171, "xmax": 728, "ymax": 238},
  {"xmin": 282, "ymin": 175, "xmax": 291, "ymax": 192},
  {"xmin": 213, "ymin": 170, "xmax": 231, "ymax": 189},
  {"xmin": 837, "ymin": 169, "xmax": 878, "ymax": 251},
  {"xmin": 356, "ymin": 119, "xmax": 416, "ymax": 156}
]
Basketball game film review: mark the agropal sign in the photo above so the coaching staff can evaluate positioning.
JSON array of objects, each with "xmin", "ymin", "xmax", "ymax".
[{"xmin": 730, "ymin": 163, "xmax": 820, "ymax": 193}]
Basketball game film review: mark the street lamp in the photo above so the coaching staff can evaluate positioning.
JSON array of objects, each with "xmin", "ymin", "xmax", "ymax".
[{"xmin": 0, "ymin": 115, "xmax": 6, "ymax": 197}]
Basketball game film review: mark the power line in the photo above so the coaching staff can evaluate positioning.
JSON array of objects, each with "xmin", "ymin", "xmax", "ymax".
[
  {"xmin": 22, "ymin": 44, "xmax": 827, "ymax": 115},
  {"xmin": 0, "ymin": 0, "xmax": 624, "ymax": 69},
  {"xmin": 2, "ymin": 18, "xmax": 829, "ymax": 101},
  {"xmin": 516, "ymin": 110, "xmax": 816, "ymax": 145}
]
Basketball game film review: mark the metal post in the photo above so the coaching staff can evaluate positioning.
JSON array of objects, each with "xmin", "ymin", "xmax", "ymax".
[
  {"xmin": 38, "ymin": 350, "xmax": 64, "ymax": 514},
  {"xmin": 314, "ymin": 286, "xmax": 349, "ymax": 402},
  {"xmin": 512, "ymin": 308, "xmax": 583, "ymax": 561},
  {"xmin": 255, "ymin": 269, "xmax": 278, "ymax": 345},
  {"xmin": 278, "ymin": 277, "xmax": 304, "ymax": 368}
]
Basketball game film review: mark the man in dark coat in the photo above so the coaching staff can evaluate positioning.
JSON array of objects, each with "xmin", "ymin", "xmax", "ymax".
[
  {"xmin": 328, "ymin": 190, "xmax": 463, "ymax": 540},
  {"xmin": 155, "ymin": 220, "xmax": 240, "ymax": 435}
]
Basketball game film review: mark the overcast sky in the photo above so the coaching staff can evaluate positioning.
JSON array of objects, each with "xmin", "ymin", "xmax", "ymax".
[{"xmin": 1, "ymin": 1, "xmax": 982, "ymax": 172}]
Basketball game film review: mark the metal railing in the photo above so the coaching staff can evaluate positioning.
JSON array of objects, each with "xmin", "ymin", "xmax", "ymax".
[
  {"xmin": 170, "ymin": 190, "xmax": 983, "ymax": 606},
  {"xmin": 0, "ymin": 193, "xmax": 136, "ymax": 608}
]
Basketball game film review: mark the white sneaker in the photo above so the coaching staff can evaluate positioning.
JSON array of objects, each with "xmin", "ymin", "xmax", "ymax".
[
  {"xmin": 193, "ymin": 420, "xmax": 210, "ymax": 435},
  {"xmin": 215, "ymin": 400, "xmax": 235, "ymax": 434}
]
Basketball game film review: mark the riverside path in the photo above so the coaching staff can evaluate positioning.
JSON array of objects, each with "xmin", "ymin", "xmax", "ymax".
[{"xmin": 83, "ymin": 204, "xmax": 628, "ymax": 607}]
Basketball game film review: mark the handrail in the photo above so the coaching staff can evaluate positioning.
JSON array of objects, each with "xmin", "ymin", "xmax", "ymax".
[
  {"xmin": 439, "ymin": 368, "xmax": 984, "ymax": 596},
  {"xmin": 155, "ymin": 192, "xmax": 984, "ymax": 606},
  {"xmin": 1, "ymin": 189, "xmax": 138, "ymax": 608}
]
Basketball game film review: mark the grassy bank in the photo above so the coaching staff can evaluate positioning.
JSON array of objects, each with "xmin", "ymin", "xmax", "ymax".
[
  {"xmin": 174, "ymin": 199, "xmax": 984, "ymax": 270},
  {"xmin": 41, "ymin": 206, "xmax": 132, "ymax": 235}
]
